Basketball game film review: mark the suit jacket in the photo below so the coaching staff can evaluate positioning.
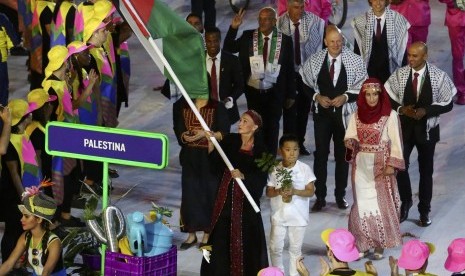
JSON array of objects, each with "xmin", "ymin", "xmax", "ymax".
[
  {"xmin": 386, "ymin": 64, "xmax": 455, "ymax": 143},
  {"xmin": 223, "ymin": 26, "xmax": 296, "ymax": 104},
  {"xmin": 208, "ymin": 51, "xmax": 244, "ymax": 124}
]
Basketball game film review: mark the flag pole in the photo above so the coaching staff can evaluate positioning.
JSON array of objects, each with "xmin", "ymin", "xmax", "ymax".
[
  {"xmin": 147, "ymin": 37, "xmax": 260, "ymax": 213},
  {"xmin": 119, "ymin": 0, "xmax": 260, "ymax": 213}
]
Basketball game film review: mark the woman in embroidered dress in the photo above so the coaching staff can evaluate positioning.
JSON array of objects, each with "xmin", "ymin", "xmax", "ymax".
[
  {"xmin": 344, "ymin": 78, "xmax": 405, "ymax": 260},
  {"xmin": 0, "ymin": 186, "xmax": 66, "ymax": 276},
  {"xmin": 173, "ymin": 97, "xmax": 230, "ymax": 249},
  {"xmin": 201, "ymin": 110, "xmax": 269, "ymax": 276}
]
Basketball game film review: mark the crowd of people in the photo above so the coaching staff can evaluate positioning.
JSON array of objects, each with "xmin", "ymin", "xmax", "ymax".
[
  {"xmin": 0, "ymin": 0, "xmax": 132, "ymax": 274},
  {"xmin": 0, "ymin": 0, "xmax": 464, "ymax": 275}
]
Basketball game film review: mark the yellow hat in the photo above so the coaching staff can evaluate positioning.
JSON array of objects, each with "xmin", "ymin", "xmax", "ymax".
[
  {"xmin": 84, "ymin": 18, "xmax": 109, "ymax": 42},
  {"xmin": 27, "ymin": 88, "xmax": 58, "ymax": 112},
  {"xmin": 8, "ymin": 99, "xmax": 31, "ymax": 126},
  {"xmin": 93, "ymin": 0, "xmax": 115, "ymax": 22},
  {"xmin": 45, "ymin": 46, "xmax": 69, "ymax": 78}
]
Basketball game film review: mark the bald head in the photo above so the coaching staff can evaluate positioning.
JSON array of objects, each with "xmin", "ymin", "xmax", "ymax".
[
  {"xmin": 407, "ymin": 42, "xmax": 428, "ymax": 71},
  {"xmin": 324, "ymin": 25, "xmax": 343, "ymax": 57},
  {"xmin": 410, "ymin": 41, "xmax": 428, "ymax": 55}
]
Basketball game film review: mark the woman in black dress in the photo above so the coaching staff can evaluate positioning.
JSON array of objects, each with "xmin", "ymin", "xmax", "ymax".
[
  {"xmin": 201, "ymin": 110, "xmax": 269, "ymax": 276},
  {"xmin": 173, "ymin": 97, "xmax": 230, "ymax": 248}
]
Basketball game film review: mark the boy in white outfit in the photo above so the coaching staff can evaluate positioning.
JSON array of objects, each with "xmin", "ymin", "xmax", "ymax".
[{"xmin": 266, "ymin": 134, "xmax": 316, "ymax": 276}]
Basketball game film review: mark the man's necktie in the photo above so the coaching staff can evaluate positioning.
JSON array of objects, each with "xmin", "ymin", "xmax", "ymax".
[
  {"xmin": 210, "ymin": 57, "xmax": 218, "ymax": 101},
  {"xmin": 376, "ymin": 18, "xmax": 382, "ymax": 41},
  {"xmin": 294, "ymin": 22, "xmax": 301, "ymax": 65},
  {"xmin": 263, "ymin": 37, "xmax": 269, "ymax": 68},
  {"xmin": 412, "ymin": 72, "xmax": 419, "ymax": 101},
  {"xmin": 329, "ymin": 58, "xmax": 336, "ymax": 82}
]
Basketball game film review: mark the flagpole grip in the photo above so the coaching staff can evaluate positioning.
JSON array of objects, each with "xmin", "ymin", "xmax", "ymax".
[{"xmin": 147, "ymin": 38, "xmax": 261, "ymax": 213}]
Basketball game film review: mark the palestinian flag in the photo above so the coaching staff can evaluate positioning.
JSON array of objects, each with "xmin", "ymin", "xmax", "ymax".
[{"xmin": 118, "ymin": 0, "xmax": 208, "ymax": 99}]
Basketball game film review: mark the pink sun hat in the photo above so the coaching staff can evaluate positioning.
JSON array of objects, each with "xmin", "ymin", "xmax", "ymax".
[
  {"xmin": 321, "ymin": 228, "xmax": 360, "ymax": 262},
  {"xmin": 27, "ymin": 88, "xmax": 57, "ymax": 113},
  {"xmin": 66, "ymin": 41, "xmax": 91, "ymax": 59},
  {"xmin": 445, "ymin": 238, "xmax": 465, "ymax": 272},
  {"xmin": 257, "ymin": 267, "xmax": 284, "ymax": 276},
  {"xmin": 398, "ymin": 240, "xmax": 435, "ymax": 270}
]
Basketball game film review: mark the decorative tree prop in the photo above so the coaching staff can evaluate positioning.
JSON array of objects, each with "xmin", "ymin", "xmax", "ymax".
[{"xmin": 87, "ymin": 205, "xmax": 126, "ymax": 252}]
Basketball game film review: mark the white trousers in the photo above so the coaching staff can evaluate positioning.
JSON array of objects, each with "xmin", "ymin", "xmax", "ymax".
[{"xmin": 269, "ymin": 224, "xmax": 307, "ymax": 276}]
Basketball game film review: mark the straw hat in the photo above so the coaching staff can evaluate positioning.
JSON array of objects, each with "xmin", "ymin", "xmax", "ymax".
[
  {"xmin": 44, "ymin": 46, "xmax": 68, "ymax": 78},
  {"xmin": 27, "ymin": 88, "xmax": 58, "ymax": 112},
  {"xmin": 67, "ymin": 41, "xmax": 91, "ymax": 57},
  {"xmin": 84, "ymin": 18, "xmax": 109, "ymax": 43},
  {"xmin": 8, "ymin": 99, "xmax": 31, "ymax": 126},
  {"xmin": 18, "ymin": 193, "xmax": 57, "ymax": 224},
  {"xmin": 321, "ymin": 228, "xmax": 360, "ymax": 262},
  {"xmin": 92, "ymin": 0, "xmax": 115, "ymax": 22}
]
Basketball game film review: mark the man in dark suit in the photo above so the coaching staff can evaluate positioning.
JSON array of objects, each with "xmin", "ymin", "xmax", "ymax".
[
  {"xmin": 300, "ymin": 26, "xmax": 367, "ymax": 211},
  {"xmin": 223, "ymin": 7, "xmax": 295, "ymax": 155},
  {"xmin": 205, "ymin": 27, "xmax": 244, "ymax": 125},
  {"xmin": 385, "ymin": 42, "xmax": 456, "ymax": 227}
]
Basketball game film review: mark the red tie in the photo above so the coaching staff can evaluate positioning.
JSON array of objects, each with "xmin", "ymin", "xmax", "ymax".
[
  {"xmin": 263, "ymin": 37, "xmax": 269, "ymax": 68},
  {"xmin": 294, "ymin": 22, "xmax": 301, "ymax": 65},
  {"xmin": 412, "ymin": 72, "xmax": 419, "ymax": 101},
  {"xmin": 329, "ymin": 58, "xmax": 336, "ymax": 82},
  {"xmin": 210, "ymin": 57, "xmax": 218, "ymax": 101},
  {"xmin": 376, "ymin": 18, "xmax": 382, "ymax": 41}
]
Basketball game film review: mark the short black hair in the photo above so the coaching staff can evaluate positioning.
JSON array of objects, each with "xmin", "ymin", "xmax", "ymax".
[
  {"xmin": 204, "ymin": 26, "xmax": 221, "ymax": 38},
  {"xmin": 186, "ymin": 12, "xmax": 202, "ymax": 22},
  {"xmin": 279, "ymin": 133, "xmax": 299, "ymax": 148}
]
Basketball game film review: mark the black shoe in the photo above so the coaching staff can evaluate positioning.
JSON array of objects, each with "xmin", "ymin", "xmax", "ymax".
[
  {"xmin": 109, "ymin": 168, "xmax": 119, "ymax": 178},
  {"xmin": 336, "ymin": 197, "xmax": 349, "ymax": 209},
  {"xmin": 9, "ymin": 46, "xmax": 29, "ymax": 56},
  {"xmin": 400, "ymin": 201, "xmax": 413, "ymax": 223},
  {"xmin": 80, "ymin": 179, "xmax": 104, "ymax": 196},
  {"xmin": 180, "ymin": 236, "xmax": 198, "ymax": 250},
  {"xmin": 59, "ymin": 216, "xmax": 86, "ymax": 228},
  {"xmin": 311, "ymin": 199, "xmax": 326, "ymax": 212},
  {"xmin": 299, "ymin": 145, "xmax": 311, "ymax": 156},
  {"xmin": 418, "ymin": 214, "xmax": 432, "ymax": 227}
]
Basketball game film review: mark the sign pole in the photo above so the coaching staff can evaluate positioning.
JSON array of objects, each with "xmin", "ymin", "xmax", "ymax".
[{"xmin": 100, "ymin": 161, "xmax": 109, "ymax": 275}]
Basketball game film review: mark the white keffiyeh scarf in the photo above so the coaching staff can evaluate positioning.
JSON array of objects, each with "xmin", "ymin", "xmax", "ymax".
[
  {"xmin": 299, "ymin": 47, "xmax": 368, "ymax": 128},
  {"xmin": 351, "ymin": 7, "xmax": 410, "ymax": 74},
  {"xmin": 385, "ymin": 62, "xmax": 457, "ymax": 139},
  {"xmin": 277, "ymin": 11, "xmax": 325, "ymax": 65}
]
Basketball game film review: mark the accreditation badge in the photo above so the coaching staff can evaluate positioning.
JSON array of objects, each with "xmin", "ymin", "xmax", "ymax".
[
  {"xmin": 250, "ymin": 56, "xmax": 265, "ymax": 80},
  {"xmin": 264, "ymin": 63, "xmax": 281, "ymax": 83}
]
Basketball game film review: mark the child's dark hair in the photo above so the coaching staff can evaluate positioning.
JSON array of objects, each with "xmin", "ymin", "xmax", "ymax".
[{"xmin": 279, "ymin": 133, "xmax": 300, "ymax": 148}]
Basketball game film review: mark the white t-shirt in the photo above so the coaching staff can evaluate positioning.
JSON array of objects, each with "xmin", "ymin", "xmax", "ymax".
[{"xmin": 267, "ymin": 160, "xmax": 316, "ymax": 226}]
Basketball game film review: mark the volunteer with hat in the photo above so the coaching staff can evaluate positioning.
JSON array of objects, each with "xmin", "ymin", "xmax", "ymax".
[
  {"xmin": 389, "ymin": 239, "xmax": 437, "ymax": 276},
  {"xmin": 320, "ymin": 228, "xmax": 377, "ymax": 275},
  {"xmin": 42, "ymin": 45, "xmax": 78, "ymax": 123},
  {"xmin": 26, "ymin": 88, "xmax": 57, "ymax": 199},
  {"xmin": 67, "ymin": 41, "xmax": 99, "ymax": 125},
  {"xmin": 1, "ymin": 99, "xmax": 42, "ymax": 263},
  {"xmin": 79, "ymin": 17, "xmax": 114, "ymax": 195},
  {"xmin": 445, "ymin": 238, "xmax": 465, "ymax": 275},
  {"xmin": 0, "ymin": 186, "xmax": 66, "ymax": 276}
]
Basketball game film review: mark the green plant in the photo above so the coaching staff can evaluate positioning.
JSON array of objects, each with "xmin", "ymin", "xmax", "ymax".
[
  {"xmin": 61, "ymin": 195, "xmax": 101, "ymax": 275},
  {"xmin": 275, "ymin": 166, "xmax": 293, "ymax": 191},
  {"xmin": 255, "ymin": 152, "xmax": 293, "ymax": 202},
  {"xmin": 255, "ymin": 152, "xmax": 279, "ymax": 173}
]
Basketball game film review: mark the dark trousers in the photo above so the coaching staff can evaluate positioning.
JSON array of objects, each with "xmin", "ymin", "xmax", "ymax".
[
  {"xmin": 397, "ymin": 139, "xmax": 436, "ymax": 215},
  {"xmin": 313, "ymin": 111, "xmax": 348, "ymax": 199},
  {"xmin": 1, "ymin": 204, "xmax": 22, "ymax": 262},
  {"xmin": 191, "ymin": 0, "xmax": 216, "ymax": 28},
  {"xmin": 0, "ymin": 62, "xmax": 8, "ymax": 106},
  {"xmin": 245, "ymin": 86, "xmax": 282, "ymax": 155}
]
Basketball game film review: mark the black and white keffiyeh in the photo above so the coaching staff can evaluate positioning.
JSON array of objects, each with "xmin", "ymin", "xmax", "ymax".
[
  {"xmin": 277, "ymin": 11, "xmax": 325, "ymax": 64},
  {"xmin": 385, "ymin": 62, "xmax": 457, "ymax": 138},
  {"xmin": 351, "ymin": 7, "xmax": 410, "ymax": 74},
  {"xmin": 299, "ymin": 47, "xmax": 368, "ymax": 128}
]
